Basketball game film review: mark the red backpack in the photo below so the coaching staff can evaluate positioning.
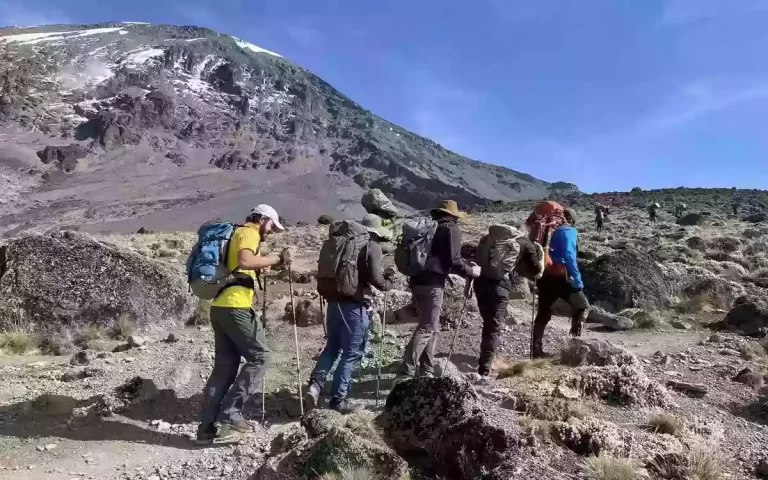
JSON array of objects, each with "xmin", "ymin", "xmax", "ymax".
[{"xmin": 525, "ymin": 201, "xmax": 567, "ymax": 277}]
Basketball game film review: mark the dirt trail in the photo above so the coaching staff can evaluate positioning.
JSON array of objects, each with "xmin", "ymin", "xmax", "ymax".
[{"xmin": 0, "ymin": 297, "xmax": 714, "ymax": 480}]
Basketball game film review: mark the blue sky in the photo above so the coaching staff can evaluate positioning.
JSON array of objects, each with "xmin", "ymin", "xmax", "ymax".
[{"xmin": 2, "ymin": 0, "xmax": 768, "ymax": 192}]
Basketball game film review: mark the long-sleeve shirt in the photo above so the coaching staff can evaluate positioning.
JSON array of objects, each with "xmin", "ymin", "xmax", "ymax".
[
  {"xmin": 411, "ymin": 216, "xmax": 474, "ymax": 287},
  {"xmin": 318, "ymin": 239, "xmax": 392, "ymax": 304},
  {"xmin": 549, "ymin": 225, "xmax": 583, "ymax": 289}
]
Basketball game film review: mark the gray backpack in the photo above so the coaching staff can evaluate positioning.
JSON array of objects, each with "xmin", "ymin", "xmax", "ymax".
[
  {"xmin": 475, "ymin": 224, "xmax": 523, "ymax": 281},
  {"xmin": 394, "ymin": 218, "xmax": 438, "ymax": 277},
  {"xmin": 317, "ymin": 221, "xmax": 370, "ymax": 298}
]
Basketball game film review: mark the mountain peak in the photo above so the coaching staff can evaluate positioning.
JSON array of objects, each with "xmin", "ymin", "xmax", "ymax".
[{"xmin": 0, "ymin": 22, "xmax": 570, "ymax": 235}]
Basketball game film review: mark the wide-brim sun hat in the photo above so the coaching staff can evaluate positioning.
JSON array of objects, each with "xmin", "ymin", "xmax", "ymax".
[
  {"xmin": 361, "ymin": 213, "xmax": 392, "ymax": 241},
  {"xmin": 432, "ymin": 199, "xmax": 467, "ymax": 219}
]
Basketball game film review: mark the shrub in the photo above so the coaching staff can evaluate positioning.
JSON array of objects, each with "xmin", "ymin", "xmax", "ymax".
[
  {"xmin": 77, "ymin": 324, "xmax": 105, "ymax": 347},
  {"xmin": 585, "ymin": 455, "xmax": 638, "ymax": 480},
  {"xmin": 188, "ymin": 299, "xmax": 211, "ymax": 326},
  {"xmin": 156, "ymin": 246, "xmax": 178, "ymax": 258},
  {"xmin": 495, "ymin": 358, "xmax": 551, "ymax": 379},
  {"xmin": 38, "ymin": 327, "xmax": 77, "ymax": 355}
]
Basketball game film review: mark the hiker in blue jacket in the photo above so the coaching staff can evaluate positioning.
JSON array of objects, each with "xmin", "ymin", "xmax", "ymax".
[{"xmin": 531, "ymin": 208, "xmax": 590, "ymax": 358}]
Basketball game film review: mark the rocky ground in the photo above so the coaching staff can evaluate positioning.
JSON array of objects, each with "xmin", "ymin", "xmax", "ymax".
[{"xmin": 1, "ymin": 197, "xmax": 768, "ymax": 479}]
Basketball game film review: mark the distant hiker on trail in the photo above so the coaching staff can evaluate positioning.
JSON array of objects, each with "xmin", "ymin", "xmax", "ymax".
[
  {"xmin": 307, "ymin": 214, "xmax": 395, "ymax": 413},
  {"xmin": 674, "ymin": 203, "xmax": 687, "ymax": 221},
  {"xmin": 394, "ymin": 200, "xmax": 480, "ymax": 382},
  {"xmin": 529, "ymin": 207, "xmax": 589, "ymax": 358},
  {"xmin": 648, "ymin": 203, "xmax": 660, "ymax": 223},
  {"xmin": 191, "ymin": 205, "xmax": 290, "ymax": 445},
  {"xmin": 473, "ymin": 225, "xmax": 539, "ymax": 376},
  {"xmin": 595, "ymin": 208, "xmax": 605, "ymax": 232}
]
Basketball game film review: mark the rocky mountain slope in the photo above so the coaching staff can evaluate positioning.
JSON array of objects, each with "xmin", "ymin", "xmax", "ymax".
[{"xmin": 0, "ymin": 22, "xmax": 573, "ymax": 236}]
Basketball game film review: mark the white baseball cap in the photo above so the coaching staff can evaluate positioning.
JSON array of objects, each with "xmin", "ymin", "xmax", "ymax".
[{"xmin": 250, "ymin": 204, "xmax": 285, "ymax": 232}]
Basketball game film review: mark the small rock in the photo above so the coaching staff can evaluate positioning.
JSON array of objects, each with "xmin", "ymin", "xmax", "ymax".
[
  {"xmin": 756, "ymin": 460, "xmax": 768, "ymax": 478},
  {"xmin": 44, "ymin": 444, "xmax": 57, "ymax": 451},
  {"xmin": 223, "ymin": 465, "xmax": 234, "ymax": 474},
  {"xmin": 667, "ymin": 379, "xmax": 708, "ymax": 396},
  {"xmin": 670, "ymin": 320, "xmax": 692, "ymax": 330},
  {"xmin": 36, "ymin": 445, "xmax": 45, "ymax": 452},
  {"xmin": 28, "ymin": 361, "xmax": 48, "ymax": 368},
  {"xmin": 733, "ymin": 368, "xmax": 765, "ymax": 388},
  {"xmin": 147, "ymin": 476, "xmax": 160, "ymax": 480},
  {"xmin": 708, "ymin": 333, "xmax": 723, "ymax": 343},
  {"xmin": 127, "ymin": 336, "xmax": 145, "ymax": 348},
  {"xmin": 70, "ymin": 350, "xmax": 94, "ymax": 366},
  {"xmin": 552, "ymin": 385, "xmax": 580, "ymax": 400},
  {"xmin": 137, "ymin": 345, "xmax": 148, "ymax": 351},
  {"xmin": 660, "ymin": 355, "xmax": 672, "ymax": 365},
  {"xmin": 164, "ymin": 333, "xmax": 179, "ymax": 343},
  {"xmin": 124, "ymin": 357, "xmax": 136, "ymax": 363},
  {"xmin": 719, "ymin": 348, "xmax": 740, "ymax": 356},
  {"xmin": 112, "ymin": 343, "xmax": 132, "ymax": 353}
]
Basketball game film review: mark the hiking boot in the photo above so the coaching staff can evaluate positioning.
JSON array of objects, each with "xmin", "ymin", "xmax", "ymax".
[
  {"xmin": 227, "ymin": 419, "xmax": 255, "ymax": 434},
  {"xmin": 392, "ymin": 374, "xmax": 412, "ymax": 387},
  {"xmin": 212, "ymin": 424, "xmax": 241, "ymax": 445},
  {"xmin": 329, "ymin": 398, "xmax": 364, "ymax": 414},
  {"xmin": 303, "ymin": 382, "xmax": 321, "ymax": 413},
  {"xmin": 194, "ymin": 424, "xmax": 216, "ymax": 446}
]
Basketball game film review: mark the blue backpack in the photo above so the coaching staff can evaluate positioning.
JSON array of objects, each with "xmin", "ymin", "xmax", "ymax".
[{"xmin": 186, "ymin": 222, "xmax": 249, "ymax": 299}]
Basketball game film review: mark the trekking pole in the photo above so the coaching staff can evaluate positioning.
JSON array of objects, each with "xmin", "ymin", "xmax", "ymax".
[
  {"xmin": 530, "ymin": 289, "xmax": 537, "ymax": 361},
  {"xmin": 261, "ymin": 275, "xmax": 268, "ymax": 423},
  {"xmin": 376, "ymin": 291, "xmax": 389, "ymax": 407},
  {"xmin": 443, "ymin": 279, "xmax": 474, "ymax": 374},
  {"xmin": 287, "ymin": 264, "xmax": 304, "ymax": 416},
  {"xmin": 320, "ymin": 295, "xmax": 328, "ymax": 339}
]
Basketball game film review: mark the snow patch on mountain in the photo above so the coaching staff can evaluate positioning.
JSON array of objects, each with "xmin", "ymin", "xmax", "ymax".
[
  {"xmin": 231, "ymin": 37, "xmax": 281, "ymax": 58},
  {"xmin": 0, "ymin": 27, "xmax": 127, "ymax": 45},
  {"xmin": 122, "ymin": 48, "xmax": 166, "ymax": 67}
]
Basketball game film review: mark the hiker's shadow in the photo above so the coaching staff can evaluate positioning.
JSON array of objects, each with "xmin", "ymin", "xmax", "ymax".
[{"xmin": 0, "ymin": 388, "xmax": 302, "ymax": 450}]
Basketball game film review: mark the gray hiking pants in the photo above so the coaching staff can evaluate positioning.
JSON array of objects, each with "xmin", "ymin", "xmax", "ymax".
[
  {"xmin": 401, "ymin": 285, "xmax": 444, "ymax": 377},
  {"xmin": 199, "ymin": 306, "xmax": 271, "ymax": 426}
]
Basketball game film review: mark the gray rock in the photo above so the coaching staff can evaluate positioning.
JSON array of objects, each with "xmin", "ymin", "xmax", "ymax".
[
  {"xmin": 666, "ymin": 379, "xmax": 708, "ymax": 396},
  {"xmin": 127, "ymin": 335, "xmax": 146, "ymax": 347},
  {"xmin": 756, "ymin": 460, "xmax": 768, "ymax": 478},
  {"xmin": 588, "ymin": 307, "xmax": 635, "ymax": 331},
  {"xmin": 32, "ymin": 394, "xmax": 78, "ymax": 416},
  {"xmin": 717, "ymin": 296, "xmax": 768, "ymax": 337},
  {"xmin": 581, "ymin": 250, "xmax": 671, "ymax": 311},
  {"xmin": 384, "ymin": 376, "xmax": 524, "ymax": 479},
  {"xmin": 670, "ymin": 320, "xmax": 692, "ymax": 330},
  {"xmin": 69, "ymin": 350, "xmax": 94, "ymax": 366},
  {"xmin": 559, "ymin": 338, "xmax": 638, "ymax": 367},
  {"xmin": 0, "ymin": 232, "xmax": 195, "ymax": 333}
]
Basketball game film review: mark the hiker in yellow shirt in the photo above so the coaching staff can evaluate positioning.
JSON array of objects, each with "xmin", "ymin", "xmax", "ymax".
[{"xmin": 197, "ymin": 205, "xmax": 291, "ymax": 445}]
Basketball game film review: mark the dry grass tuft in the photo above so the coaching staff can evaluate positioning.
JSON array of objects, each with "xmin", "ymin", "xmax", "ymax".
[
  {"xmin": 644, "ymin": 413, "xmax": 684, "ymax": 436},
  {"xmin": 687, "ymin": 445, "xmax": 726, "ymax": 480},
  {"xmin": 188, "ymin": 299, "xmax": 212, "ymax": 326},
  {"xmin": 584, "ymin": 455, "xmax": 638, "ymax": 480},
  {"xmin": 0, "ymin": 326, "xmax": 36, "ymax": 354},
  {"xmin": 319, "ymin": 464, "xmax": 411, "ymax": 480},
  {"xmin": 111, "ymin": 314, "xmax": 136, "ymax": 340},
  {"xmin": 343, "ymin": 410, "xmax": 380, "ymax": 440}
]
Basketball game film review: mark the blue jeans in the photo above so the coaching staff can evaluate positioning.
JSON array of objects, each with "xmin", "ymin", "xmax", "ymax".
[{"xmin": 309, "ymin": 302, "xmax": 369, "ymax": 402}]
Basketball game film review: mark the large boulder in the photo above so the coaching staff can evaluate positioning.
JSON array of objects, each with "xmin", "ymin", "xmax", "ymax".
[
  {"xmin": 676, "ymin": 213, "xmax": 706, "ymax": 226},
  {"xmin": 581, "ymin": 250, "xmax": 671, "ymax": 311},
  {"xmin": 255, "ymin": 410, "xmax": 408, "ymax": 480},
  {"xmin": 384, "ymin": 376, "xmax": 526, "ymax": 479},
  {"xmin": 745, "ymin": 212, "xmax": 767, "ymax": 224},
  {"xmin": 0, "ymin": 231, "xmax": 195, "ymax": 332},
  {"xmin": 716, "ymin": 296, "xmax": 768, "ymax": 337}
]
